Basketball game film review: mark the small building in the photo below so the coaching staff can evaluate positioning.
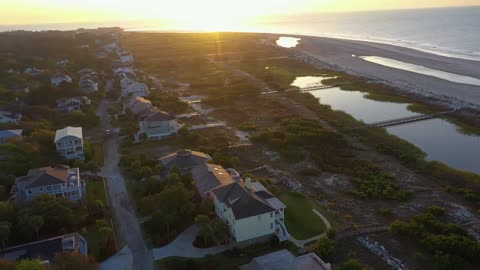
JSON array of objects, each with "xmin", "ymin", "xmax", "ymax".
[
  {"xmin": 54, "ymin": 127, "xmax": 84, "ymax": 160},
  {"xmin": 240, "ymin": 249, "xmax": 332, "ymax": 270},
  {"xmin": 0, "ymin": 233, "xmax": 88, "ymax": 266},
  {"xmin": 159, "ymin": 149, "xmax": 212, "ymax": 173},
  {"xmin": 79, "ymin": 78, "xmax": 99, "ymax": 92},
  {"xmin": 212, "ymin": 179, "xmax": 288, "ymax": 242},
  {"xmin": 24, "ymin": 68, "xmax": 44, "ymax": 76},
  {"xmin": 191, "ymin": 163, "xmax": 235, "ymax": 198},
  {"xmin": 56, "ymin": 59, "xmax": 69, "ymax": 66},
  {"xmin": 51, "ymin": 73, "xmax": 73, "ymax": 87},
  {"xmin": 56, "ymin": 96, "xmax": 91, "ymax": 112},
  {"xmin": 122, "ymin": 82, "xmax": 149, "ymax": 97},
  {"xmin": 10, "ymin": 165, "xmax": 85, "ymax": 202},
  {"xmin": 0, "ymin": 110, "xmax": 21, "ymax": 124},
  {"xmin": 0, "ymin": 129, "xmax": 23, "ymax": 144},
  {"xmin": 138, "ymin": 110, "xmax": 180, "ymax": 139}
]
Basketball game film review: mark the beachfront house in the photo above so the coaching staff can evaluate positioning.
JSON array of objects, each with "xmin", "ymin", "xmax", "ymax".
[
  {"xmin": 51, "ymin": 73, "xmax": 73, "ymax": 87},
  {"xmin": 54, "ymin": 126, "xmax": 84, "ymax": 160},
  {"xmin": 138, "ymin": 110, "xmax": 181, "ymax": 139},
  {"xmin": 212, "ymin": 178, "xmax": 288, "ymax": 242},
  {"xmin": 10, "ymin": 165, "xmax": 85, "ymax": 202},
  {"xmin": 0, "ymin": 232, "xmax": 88, "ymax": 266},
  {"xmin": 0, "ymin": 129, "xmax": 23, "ymax": 144},
  {"xmin": 240, "ymin": 249, "xmax": 332, "ymax": 270}
]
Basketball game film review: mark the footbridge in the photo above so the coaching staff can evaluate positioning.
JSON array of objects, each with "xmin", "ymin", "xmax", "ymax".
[{"xmin": 348, "ymin": 109, "xmax": 457, "ymax": 130}]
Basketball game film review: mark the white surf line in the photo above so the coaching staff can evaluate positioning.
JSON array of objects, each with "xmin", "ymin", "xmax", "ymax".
[{"xmin": 360, "ymin": 56, "xmax": 480, "ymax": 86}]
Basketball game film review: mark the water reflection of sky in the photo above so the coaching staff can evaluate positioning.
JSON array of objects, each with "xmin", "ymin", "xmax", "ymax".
[
  {"xmin": 276, "ymin": 37, "xmax": 300, "ymax": 48},
  {"xmin": 310, "ymin": 87, "xmax": 420, "ymax": 123},
  {"xmin": 361, "ymin": 56, "xmax": 480, "ymax": 86},
  {"xmin": 291, "ymin": 76, "xmax": 337, "ymax": 88},
  {"xmin": 308, "ymin": 86, "xmax": 480, "ymax": 174},
  {"xmin": 388, "ymin": 119, "xmax": 480, "ymax": 174}
]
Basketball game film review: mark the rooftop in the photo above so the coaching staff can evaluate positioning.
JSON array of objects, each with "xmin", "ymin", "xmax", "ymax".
[
  {"xmin": 212, "ymin": 181, "xmax": 277, "ymax": 220},
  {"xmin": 54, "ymin": 126, "xmax": 83, "ymax": 142},
  {"xmin": 191, "ymin": 164, "xmax": 235, "ymax": 195},
  {"xmin": 159, "ymin": 149, "xmax": 211, "ymax": 172},
  {"xmin": 240, "ymin": 249, "xmax": 332, "ymax": 270},
  {"xmin": 15, "ymin": 165, "xmax": 79, "ymax": 189}
]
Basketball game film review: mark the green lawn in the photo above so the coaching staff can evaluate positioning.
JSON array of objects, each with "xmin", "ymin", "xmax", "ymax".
[
  {"xmin": 92, "ymin": 143, "xmax": 105, "ymax": 166},
  {"xmin": 86, "ymin": 179, "xmax": 108, "ymax": 205},
  {"xmin": 278, "ymin": 192, "xmax": 329, "ymax": 240}
]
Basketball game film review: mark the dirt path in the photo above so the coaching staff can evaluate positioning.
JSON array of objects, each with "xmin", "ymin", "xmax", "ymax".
[{"xmin": 97, "ymin": 99, "xmax": 155, "ymax": 270}]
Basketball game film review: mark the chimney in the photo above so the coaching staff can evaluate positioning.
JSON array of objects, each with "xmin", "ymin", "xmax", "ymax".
[{"xmin": 245, "ymin": 177, "xmax": 252, "ymax": 190}]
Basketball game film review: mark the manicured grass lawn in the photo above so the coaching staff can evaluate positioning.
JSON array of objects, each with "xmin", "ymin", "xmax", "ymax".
[
  {"xmin": 92, "ymin": 143, "xmax": 105, "ymax": 166},
  {"xmin": 86, "ymin": 179, "xmax": 108, "ymax": 205},
  {"xmin": 278, "ymin": 192, "xmax": 329, "ymax": 240}
]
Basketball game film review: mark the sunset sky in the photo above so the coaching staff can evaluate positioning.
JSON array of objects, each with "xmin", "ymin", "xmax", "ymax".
[{"xmin": 0, "ymin": 0, "xmax": 478, "ymax": 25}]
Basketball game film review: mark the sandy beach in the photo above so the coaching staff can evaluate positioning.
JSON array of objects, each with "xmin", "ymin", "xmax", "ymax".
[{"xmin": 295, "ymin": 36, "xmax": 480, "ymax": 108}]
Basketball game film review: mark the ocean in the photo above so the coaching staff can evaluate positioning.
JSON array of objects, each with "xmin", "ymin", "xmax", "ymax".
[{"xmin": 1, "ymin": 6, "xmax": 479, "ymax": 61}]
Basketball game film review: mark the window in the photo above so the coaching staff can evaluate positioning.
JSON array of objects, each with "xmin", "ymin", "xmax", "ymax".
[
  {"xmin": 271, "ymin": 223, "xmax": 274, "ymax": 229},
  {"xmin": 270, "ymin": 212, "xmax": 273, "ymax": 218}
]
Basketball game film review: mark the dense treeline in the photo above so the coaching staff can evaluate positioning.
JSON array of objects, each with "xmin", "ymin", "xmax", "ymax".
[{"xmin": 391, "ymin": 207, "xmax": 480, "ymax": 270}]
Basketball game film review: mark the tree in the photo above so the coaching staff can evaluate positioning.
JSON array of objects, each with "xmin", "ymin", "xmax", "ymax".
[
  {"xmin": 53, "ymin": 253, "xmax": 99, "ymax": 270},
  {"xmin": 310, "ymin": 236, "xmax": 337, "ymax": 262},
  {"xmin": 30, "ymin": 216, "xmax": 43, "ymax": 240},
  {"xmin": 14, "ymin": 260, "xmax": 44, "ymax": 270},
  {"xmin": 0, "ymin": 222, "xmax": 11, "ymax": 248}
]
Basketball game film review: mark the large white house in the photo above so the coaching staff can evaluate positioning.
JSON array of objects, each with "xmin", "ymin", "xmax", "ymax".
[
  {"xmin": 138, "ymin": 110, "xmax": 181, "ymax": 139},
  {"xmin": 54, "ymin": 127, "xmax": 84, "ymax": 160},
  {"xmin": 212, "ymin": 178, "xmax": 288, "ymax": 243},
  {"xmin": 11, "ymin": 165, "xmax": 85, "ymax": 202}
]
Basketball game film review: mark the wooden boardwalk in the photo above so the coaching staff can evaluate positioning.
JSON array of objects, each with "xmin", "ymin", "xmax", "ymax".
[{"xmin": 348, "ymin": 109, "xmax": 457, "ymax": 130}]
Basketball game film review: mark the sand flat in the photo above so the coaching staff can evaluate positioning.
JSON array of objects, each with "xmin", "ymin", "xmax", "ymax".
[{"xmin": 296, "ymin": 36, "xmax": 480, "ymax": 107}]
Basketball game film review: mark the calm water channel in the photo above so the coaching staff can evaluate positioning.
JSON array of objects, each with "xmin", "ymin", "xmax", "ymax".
[{"xmin": 294, "ymin": 76, "xmax": 480, "ymax": 174}]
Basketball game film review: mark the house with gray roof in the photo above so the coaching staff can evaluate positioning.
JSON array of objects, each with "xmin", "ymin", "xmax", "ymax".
[
  {"xmin": 212, "ymin": 178, "xmax": 288, "ymax": 242},
  {"xmin": 138, "ymin": 109, "xmax": 181, "ymax": 140},
  {"xmin": 191, "ymin": 163, "xmax": 235, "ymax": 198},
  {"xmin": 51, "ymin": 73, "xmax": 73, "ymax": 87},
  {"xmin": 240, "ymin": 249, "xmax": 331, "ymax": 270},
  {"xmin": 159, "ymin": 149, "xmax": 212, "ymax": 173},
  {"xmin": 0, "ymin": 232, "xmax": 88, "ymax": 266},
  {"xmin": 54, "ymin": 126, "xmax": 84, "ymax": 160},
  {"xmin": 10, "ymin": 165, "xmax": 85, "ymax": 202},
  {"xmin": 0, "ymin": 129, "xmax": 23, "ymax": 144}
]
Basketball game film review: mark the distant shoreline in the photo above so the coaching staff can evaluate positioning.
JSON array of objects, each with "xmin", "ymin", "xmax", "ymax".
[{"xmin": 287, "ymin": 35, "xmax": 480, "ymax": 109}]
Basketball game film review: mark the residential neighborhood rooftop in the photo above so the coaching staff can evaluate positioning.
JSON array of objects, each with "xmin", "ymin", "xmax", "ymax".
[
  {"xmin": 54, "ymin": 126, "xmax": 83, "ymax": 142},
  {"xmin": 213, "ymin": 181, "xmax": 277, "ymax": 220},
  {"xmin": 159, "ymin": 149, "xmax": 212, "ymax": 172},
  {"xmin": 14, "ymin": 165, "xmax": 74, "ymax": 189},
  {"xmin": 240, "ymin": 249, "xmax": 332, "ymax": 270},
  {"xmin": 191, "ymin": 163, "xmax": 235, "ymax": 196}
]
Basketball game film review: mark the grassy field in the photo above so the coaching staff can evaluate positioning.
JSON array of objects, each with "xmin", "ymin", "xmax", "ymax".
[
  {"xmin": 279, "ymin": 192, "xmax": 330, "ymax": 240},
  {"xmin": 86, "ymin": 179, "xmax": 108, "ymax": 205}
]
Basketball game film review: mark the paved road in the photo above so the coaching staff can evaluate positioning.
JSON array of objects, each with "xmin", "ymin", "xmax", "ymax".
[
  {"xmin": 97, "ymin": 99, "xmax": 155, "ymax": 270},
  {"xmin": 152, "ymin": 225, "xmax": 230, "ymax": 260}
]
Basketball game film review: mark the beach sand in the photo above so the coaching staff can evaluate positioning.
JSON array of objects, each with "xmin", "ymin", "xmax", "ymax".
[{"xmin": 295, "ymin": 36, "xmax": 480, "ymax": 108}]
